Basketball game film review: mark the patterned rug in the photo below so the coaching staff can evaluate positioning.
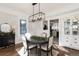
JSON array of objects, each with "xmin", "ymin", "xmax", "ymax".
[{"xmin": 16, "ymin": 47, "xmax": 28, "ymax": 56}]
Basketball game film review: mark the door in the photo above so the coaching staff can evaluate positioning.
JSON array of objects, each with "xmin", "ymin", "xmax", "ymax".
[{"xmin": 50, "ymin": 19, "xmax": 59, "ymax": 44}]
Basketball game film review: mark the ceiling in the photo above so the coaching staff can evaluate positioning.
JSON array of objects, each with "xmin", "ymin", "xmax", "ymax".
[{"xmin": 0, "ymin": 3, "xmax": 79, "ymax": 17}]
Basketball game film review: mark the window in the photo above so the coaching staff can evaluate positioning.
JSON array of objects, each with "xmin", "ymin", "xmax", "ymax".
[{"xmin": 20, "ymin": 20, "xmax": 27, "ymax": 35}]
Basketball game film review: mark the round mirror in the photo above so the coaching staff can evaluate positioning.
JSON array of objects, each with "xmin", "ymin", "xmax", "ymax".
[{"xmin": 0, "ymin": 23, "xmax": 12, "ymax": 33}]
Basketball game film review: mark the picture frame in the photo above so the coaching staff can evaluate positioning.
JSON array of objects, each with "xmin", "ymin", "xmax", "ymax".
[{"xmin": 43, "ymin": 20, "xmax": 48, "ymax": 30}]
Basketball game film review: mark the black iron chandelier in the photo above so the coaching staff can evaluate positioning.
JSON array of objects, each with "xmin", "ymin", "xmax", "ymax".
[{"xmin": 29, "ymin": 3, "xmax": 45, "ymax": 22}]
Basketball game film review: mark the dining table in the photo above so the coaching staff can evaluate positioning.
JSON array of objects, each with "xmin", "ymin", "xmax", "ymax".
[{"xmin": 27, "ymin": 37, "xmax": 48, "ymax": 56}]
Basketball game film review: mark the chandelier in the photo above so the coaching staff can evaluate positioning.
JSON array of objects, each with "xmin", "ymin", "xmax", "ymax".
[{"xmin": 29, "ymin": 3, "xmax": 45, "ymax": 22}]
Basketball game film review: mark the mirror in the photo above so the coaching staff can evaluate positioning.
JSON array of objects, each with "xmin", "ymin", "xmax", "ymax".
[{"xmin": 0, "ymin": 23, "xmax": 12, "ymax": 33}]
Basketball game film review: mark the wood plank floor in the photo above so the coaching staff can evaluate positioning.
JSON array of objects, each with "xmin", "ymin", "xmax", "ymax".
[
  {"xmin": 0, "ymin": 43, "xmax": 79, "ymax": 56},
  {"xmin": 0, "ymin": 43, "xmax": 23, "ymax": 56},
  {"xmin": 0, "ymin": 47, "xmax": 19, "ymax": 56}
]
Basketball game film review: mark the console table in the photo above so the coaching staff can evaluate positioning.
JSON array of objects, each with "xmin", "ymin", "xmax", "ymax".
[{"xmin": 0, "ymin": 32, "xmax": 15, "ymax": 47}]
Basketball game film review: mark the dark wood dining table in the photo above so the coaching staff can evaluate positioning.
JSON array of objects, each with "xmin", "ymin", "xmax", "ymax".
[{"xmin": 27, "ymin": 38, "xmax": 48, "ymax": 56}]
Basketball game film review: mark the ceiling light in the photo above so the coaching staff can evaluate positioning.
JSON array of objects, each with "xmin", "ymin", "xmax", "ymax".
[{"xmin": 29, "ymin": 3, "xmax": 45, "ymax": 22}]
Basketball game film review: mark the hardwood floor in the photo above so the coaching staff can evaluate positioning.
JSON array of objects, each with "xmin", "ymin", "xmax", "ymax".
[
  {"xmin": 0, "ymin": 47, "xmax": 19, "ymax": 56},
  {"xmin": 0, "ymin": 42, "xmax": 79, "ymax": 56},
  {"xmin": 64, "ymin": 47, "xmax": 79, "ymax": 56},
  {"xmin": 0, "ymin": 43, "xmax": 23, "ymax": 56}
]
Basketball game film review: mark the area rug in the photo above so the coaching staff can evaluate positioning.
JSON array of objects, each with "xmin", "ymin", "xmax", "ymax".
[{"xmin": 16, "ymin": 47, "xmax": 28, "ymax": 56}]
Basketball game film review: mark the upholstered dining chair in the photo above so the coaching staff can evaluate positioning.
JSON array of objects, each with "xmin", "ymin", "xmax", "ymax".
[
  {"xmin": 25, "ymin": 33, "xmax": 37, "ymax": 56},
  {"xmin": 21, "ymin": 35, "xmax": 27, "ymax": 54},
  {"xmin": 41, "ymin": 32, "xmax": 47, "ymax": 37},
  {"xmin": 41, "ymin": 36, "xmax": 53, "ymax": 56}
]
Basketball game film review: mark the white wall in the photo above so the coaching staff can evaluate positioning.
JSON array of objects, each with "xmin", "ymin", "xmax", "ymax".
[
  {"xmin": 0, "ymin": 11, "xmax": 20, "ymax": 44},
  {"xmin": 28, "ymin": 20, "xmax": 50, "ymax": 37},
  {"xmin": 0, "ymin": 6, "xmax": 29, "ymax": 44}
]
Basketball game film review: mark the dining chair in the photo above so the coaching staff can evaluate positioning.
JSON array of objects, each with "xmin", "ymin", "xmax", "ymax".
[
  {"xmin": 25, "ymin": 33, "xmax": 37, "ymax": 56},
  {"xmin": 21, "ymin": 35, "xmax": 27, "ymax": 54},
  {"xmin": 41, "ymin": 36, "xmax": 53, "ymax": 56},
  {"xmin": 41, "ymin": 32, "xmax": 47, "ymax": 38}
]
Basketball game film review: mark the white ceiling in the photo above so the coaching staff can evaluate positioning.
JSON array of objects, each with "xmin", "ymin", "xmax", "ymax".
[{"xmin": 0, "ymin": 3, "xmax": 79, "ymax": 17}]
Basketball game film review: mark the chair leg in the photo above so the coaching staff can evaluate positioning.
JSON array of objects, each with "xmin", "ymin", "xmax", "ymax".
[
  {"xmin": 51, "ymin": 50, "xmax": 52, "ymax": 56},
  {"xmin": 47, "ymin": 51, "xmax": 48, "ymax": 56},
  {"xmin": 47, "ymin": 53, "xmax": 48, "ymax": 56},
  {"xmin": 28, "ymin": 50, "xmax": 30, "ymax": 56},
  {"xmin": 39, "ymin": 44, "xmax": 41, "ymax": 56},
  {"xmin": 36, "ymin": 46, "xmax": 38, "ymax": 55},
  {"xmin": 51, "ymin": 47, "xmax": 53, "ymax": 56},
  {"xmin": 24, "ymin": 48, "xmax": 26, "ymax": 54}
]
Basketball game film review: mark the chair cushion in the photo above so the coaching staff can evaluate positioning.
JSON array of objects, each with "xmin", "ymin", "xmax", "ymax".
[
  {"xmin": 27, "ymin": 44, "xmax": 37, "ymax": 50},
  {"xmin": 41, "ymin": 44, "xmax": 50, "ymax": 51}
]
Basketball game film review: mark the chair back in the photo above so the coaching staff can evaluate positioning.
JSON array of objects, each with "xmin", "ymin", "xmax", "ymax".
[
  {"xmin": 25, "ymin": 33, "xmax": 32, "ymax": 49},
  {"xmin": 21, "ymin": 35, "xmax": 27, "ymax": 48},
  {"xmin": 41, "ymin": 32, "xmax": 47, "ymax": 37},
  {"xmin": 48, "ymin": 36, "xmax": 53, "ymax": 48},
  {"xmin": 25, "ymin": 33, "xmax": 31, "ymax": 40}
]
